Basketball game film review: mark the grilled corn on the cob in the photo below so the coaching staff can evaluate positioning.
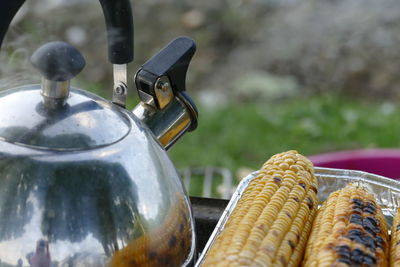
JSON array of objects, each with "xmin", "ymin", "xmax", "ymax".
[
  {"xmin": 390, "ymin": 208, "xmax": 400, "ymax": 266},
  {"xmin": 202, "ymin": 150, "xmax": 319, "ymax": 267},
  {"xmin": 303, "ymin": 184, "xmax": 389, "ymax": 267}
]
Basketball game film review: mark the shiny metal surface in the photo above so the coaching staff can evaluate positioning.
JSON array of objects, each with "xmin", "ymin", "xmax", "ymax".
[
  {"xmin": 134, "ymin": 72, "xmax": 175, "ymax": 110},
  {"xmin": 41, "ymin": 79, "xmax": 70, "ymax": 100},
  {"xmin": 195, "ymin": 167, "xmax": 400, "ymax": 266},
  {"xmin": 41, "ymin": 79, "xmax": 70, "ymax": 108},
  {"xmin": 154, "ymin": 76, "xmax": 174, "ymax": 110},
  {"xmin": 112, "ymin": 64, "xmax": 128, "ymax": 107},
  {"xmin": 132, "ymin": 96, "xmax": 192, "ymax": 150},
  {"xmin": 0, "ymin": 85, "xmax": 130, "ymax": 150},
  {"xmin": 137, "ymin": 89, "xmax": 155, "ymax": 107},
  {"xmin": 0, "ymin": 85, "xmax": 195, "ymax": 266}
]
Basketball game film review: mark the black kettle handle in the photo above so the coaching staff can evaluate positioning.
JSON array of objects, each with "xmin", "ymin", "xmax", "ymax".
[
  {"xmin": 99, "ymin": 0, "xmax": 134, "ymax": 64},
  {"xmin": 0, "ymin": 0, "xmax": 25, "ymax": 50},
  {"xmin": 0, "ymin": 0, "xmax": 133, "ymax": 64}
]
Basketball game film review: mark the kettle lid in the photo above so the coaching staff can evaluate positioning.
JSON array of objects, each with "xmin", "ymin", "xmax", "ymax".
[
  {"xmin": 0, "ymin": 86, "xmax": 131, "ymax": 150},
  {"xmin": 0, "ymin": 42, "xmax": 132, "ymax": 151}
]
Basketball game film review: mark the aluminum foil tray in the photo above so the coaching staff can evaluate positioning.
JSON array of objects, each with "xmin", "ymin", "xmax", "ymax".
[{"xmin": 195, "ymin": 167, "xmax": 400, "ymax": 266}]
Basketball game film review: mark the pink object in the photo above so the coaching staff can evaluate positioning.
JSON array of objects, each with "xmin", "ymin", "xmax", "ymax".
[
  {"xmin": 28, "ymin": 240, "xmax": 51, "ymax": 267},
  {"xmin": 308, "ymin": 149, "xmax": 400, "ymax": 180}
]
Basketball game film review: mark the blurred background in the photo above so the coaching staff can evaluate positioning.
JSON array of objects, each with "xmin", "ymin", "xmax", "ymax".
[{"xmin": 2, "ymin": 0, "xmax": 400, "ymax": 197}]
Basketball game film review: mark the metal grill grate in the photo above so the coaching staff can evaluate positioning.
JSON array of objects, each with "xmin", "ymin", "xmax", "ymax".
[{"xmin": 180, "ymin": 167, "xmax": 234, "ymax": 199}]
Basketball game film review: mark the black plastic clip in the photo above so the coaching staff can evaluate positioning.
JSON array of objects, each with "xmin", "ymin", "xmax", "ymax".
[{"xmin": 135, "ymin": 36, "xmax": 196, "ymax": 110}]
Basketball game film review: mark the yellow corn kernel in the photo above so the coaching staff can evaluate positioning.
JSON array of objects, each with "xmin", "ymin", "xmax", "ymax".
[
  {"xmin": 390, "ymin": 208, "xmax": 400, "ymax": 267},
  {"xmin": 202, "ymin": 150, "xmax": 319, "ymax": 267},
  {"xmin": 303, "ymin": 184, "xmax": 389, "ymax": 267}
]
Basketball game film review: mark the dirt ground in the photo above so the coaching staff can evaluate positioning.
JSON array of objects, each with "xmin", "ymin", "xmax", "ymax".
[{"xmin": 1, "ymin": 0, "xmax": 400, "ymax": 104}]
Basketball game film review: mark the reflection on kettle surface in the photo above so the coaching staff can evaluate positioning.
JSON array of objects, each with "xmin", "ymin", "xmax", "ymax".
[
  {"xmin": 0, "ymin": 125, "xmax": 97, "ymax": 152},
  {"xmin": 26, "ymin": 239, "xmax": 50, "ymax": 267},
  {"xmin": 0, "ymin": 157, "xmax": 138, "ymax": 266},
  {"xmin": 111, "ymin": 194, "xmax": 192, "ymax": 267},
  {"xmin": 0, "ymin": 89, "xmax": 130, "ymax": 151},
  {"xmin": 0, "ymin": 142, "xmax": 194, "ymax": 267}
]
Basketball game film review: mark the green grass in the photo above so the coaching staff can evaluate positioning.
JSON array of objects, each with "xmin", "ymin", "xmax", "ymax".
[
  {"xmin": 71, "ymin": 82, "xmax": 400, "ymax": 191},
  {"xmin": 168, "ymin": 94, "xmax": 400, "ymax": 179}
]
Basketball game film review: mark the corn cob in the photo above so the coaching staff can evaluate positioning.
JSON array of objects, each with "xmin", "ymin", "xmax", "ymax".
[
  {"xmin": 390, "ymin": 208, "xmax": 400, "ymax": 266},
  {"xmin": 202, "ymin": 150, "xmax": 319, "ymax": 267},
  {"xmin": 303, "ymin": 184, "xmax": 389, "ymax": 267}
]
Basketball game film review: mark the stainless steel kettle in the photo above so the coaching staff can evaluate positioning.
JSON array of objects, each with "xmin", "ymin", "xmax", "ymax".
[{"xmin": 0, "ymin": 0, "xmax": 198, "ymax": 266}]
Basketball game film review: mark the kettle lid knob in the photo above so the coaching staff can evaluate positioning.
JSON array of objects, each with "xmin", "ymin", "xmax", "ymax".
[
  {"xmin": 31, "ymin": 41, "xmax": 85, "ymax": 81},
  {"xmin": 31, "ymin": 42, "xmax": 85, "ymax": 106}
]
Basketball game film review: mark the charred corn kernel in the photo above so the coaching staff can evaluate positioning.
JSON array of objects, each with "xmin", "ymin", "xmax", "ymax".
[
  {"xmin": 111, "ymin": 194, "xmax": 192, "ymax": 267},
  {"xmin": 390, "ymin": 208, "xmax": 400, "ymax": 266},
  {"xmin": 303, "ymin": 184, "xmax": 389, "ymax": 267},
  {"xmin": 202, "ymin": 150, "xmax": 319, "ymax": 267}
]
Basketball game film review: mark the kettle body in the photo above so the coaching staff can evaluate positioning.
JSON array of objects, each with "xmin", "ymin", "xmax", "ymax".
[{"xmin": 0, "ymin": 85, "xmax": 195, "ymax": 266}]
